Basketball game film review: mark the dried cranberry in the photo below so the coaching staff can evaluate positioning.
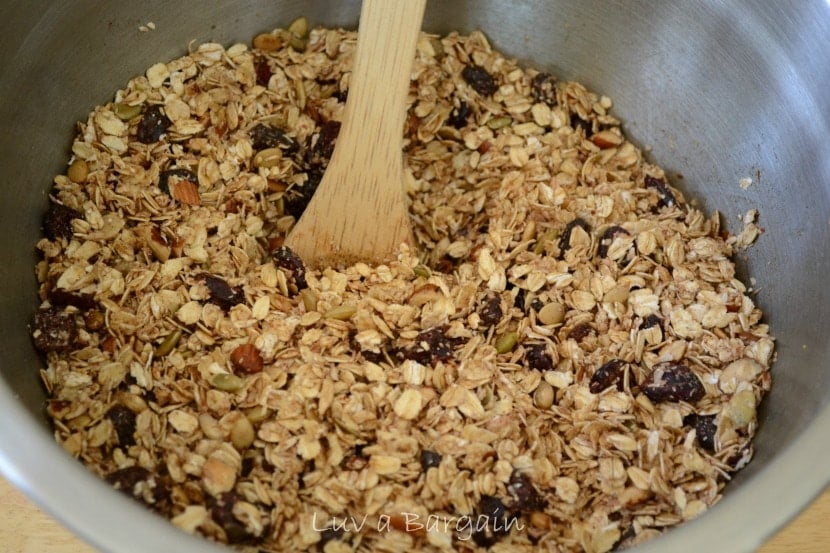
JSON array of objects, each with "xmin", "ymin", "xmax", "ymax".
[
  {"xmin": 284, "ymin": 169, "xmax": 322, "ymax": 219},
  {"xmin": 644, "ymin": 175, "xmax": 677, "ymax": 207},
  {"xmin": 471, "ymin": 495, "xmax": 516, "ymax": 546},
  {"xmin": 642, "ymin": 362, "xmax": 705, "ymax": 403},
  {"xmin": 447, "ymin": 99, "xmax": 471, "ymax": 129},
  {"xmin": 419, "ymin": 449, "xmax": 442, "ymax": 472},
  {"xmin": 479, "ymin": 293, "xmax": 503, "ymax": 328},
  {"xmin": 597, "ymin": 225, "xmax": 631, "ymax": 258},
  {"xmin": 525, "ymin": 344, "xmax": 553, "ymax": 372},
  {"xmin": 306, "ymin": 120, "xmax": 341, "ymax": 168},
  {"xmin": 462, "ymin": 65, "xmax": 498, "ymax": 96},
  {"xmin": 508, "ymin": 470, "xmax": 546, "ymax": 512},
  {"xmin": 640, "ymin": 314, "xmax": 663, "ymax": 330},
  {"xmin": 32, "ymin": 306, "xmax": 77, "ymax": 352},
  {"xmin": 558, "ymin": 217, "xmax": 591, "ymax": 258},
  {"xmin": 43, "ymin": 203, "xmax": 82, "ymax": 241},
  {"xmin": 273, "ymin": 245, "xmax": 308, "ymax": 291},
  {"xmin": 158, "ymin": 168, "xmax": 197, "ymax": 195},
  {"xmin": 249, "ymin": 123, "xmax": 299, "ymax": 154},
  {"xmin": 402, "ymin": 327, "xmax": 456, "ymax": 365},
  {"xmin": 204, "ymin": 275, "xmax": 245, "ymax": 311},
  {"xmin": 136, "ymin": 105, "xmax": 171, "ymax": 144},
  {"xmin": 685, "ymin": 413, "xmax": 717, "ymax": 452},
  {"xmin": 531, "ymin": 72, "xmax": 558, "ymax": 106},
  {"xmin": 254, "ymin": 56, "xmax": 272, "ymax": 87},
  {"xmin": 106, "ymin": 404, "xmax": 137, "ymax": 447},
  {"xmin": 589, "ymin": 359, "xmax": 633, "ymax": 393}
]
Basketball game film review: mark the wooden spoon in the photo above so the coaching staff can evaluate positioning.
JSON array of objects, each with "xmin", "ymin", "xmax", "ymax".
[{"xmin": 283, "ymin": 0, "xmax": 426, "ymax": 269}]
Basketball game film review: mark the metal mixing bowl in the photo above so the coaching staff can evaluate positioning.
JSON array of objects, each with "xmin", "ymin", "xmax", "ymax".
[{"xmin": 1, "ymin": 1, "xmax": 828, "ymax": 551}]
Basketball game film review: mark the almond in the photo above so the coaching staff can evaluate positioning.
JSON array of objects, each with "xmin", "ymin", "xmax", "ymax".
[
  {"xmin": 591, "ymin": 129, "xmax": 623, "ymax": 149},
  {"xmin": 230, "ymin": 343, "xmax": 264, "ymax": 374},
  {"xmin": 170, "ymin": 179, "xmax": 201, "ymax": 205}
]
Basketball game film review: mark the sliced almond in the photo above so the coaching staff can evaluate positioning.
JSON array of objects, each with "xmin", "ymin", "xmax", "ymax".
[{"xmin": 170, "ymin": 179, "xmax": 201, "ymax": 205}]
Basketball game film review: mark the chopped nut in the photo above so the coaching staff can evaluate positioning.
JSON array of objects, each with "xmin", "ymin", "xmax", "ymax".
[{"xmin": 230, "ymin": 344, "xmax": 264, "ymax": 374}]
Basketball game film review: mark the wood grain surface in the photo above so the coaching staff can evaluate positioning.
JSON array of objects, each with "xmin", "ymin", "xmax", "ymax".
[{"xmin": 0, "ymin": 476, "xmax": 827, "ymax": 552}]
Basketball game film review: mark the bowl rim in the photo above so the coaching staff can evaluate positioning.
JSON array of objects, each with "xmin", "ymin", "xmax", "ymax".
[{"xmin": 1, "ymin": 378, "xmax": 829, "ymax": 553}]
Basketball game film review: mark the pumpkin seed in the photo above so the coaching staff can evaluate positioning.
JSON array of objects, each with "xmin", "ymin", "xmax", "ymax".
[
  {"xmin": 212, "ymin": 373, "xmax": 243, "ymax": 392},
  {"xmin": 113, "ymin": 102, "xmax": 142, "ymax": 121},
  {"xmin": 154, "ymin": 329, "xmax": 182, "ymax": 357},
  {"xmin": 288, "ymin": 16, "xmax": 309, "ymax": 38},
  {"xmin": 496, "ymin": 331, "xmax": 519, "ymax": 354},
  {"xmin": 324, "ymin": 304, "xmax": 357, "ymax": 320},
  {"xmin": 487, "ymin": 116, "xmax": 513, "ymax": 130}
]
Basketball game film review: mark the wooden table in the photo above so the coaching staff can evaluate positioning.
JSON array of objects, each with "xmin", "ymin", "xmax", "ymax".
[{"xmin": 0, "ymin": 476, "xmax": 827, "ymax": 551}]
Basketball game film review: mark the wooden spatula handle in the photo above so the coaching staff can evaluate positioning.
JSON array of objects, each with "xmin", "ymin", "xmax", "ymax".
[{"xmin": 284, "ymin": 0, "xmax": 425, "ymax": 268}]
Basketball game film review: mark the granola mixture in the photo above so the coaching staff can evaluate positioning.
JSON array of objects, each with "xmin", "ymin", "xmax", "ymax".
[{"xmin": 33, "ymin": 21, "xmax": 774, "ymax": 553}]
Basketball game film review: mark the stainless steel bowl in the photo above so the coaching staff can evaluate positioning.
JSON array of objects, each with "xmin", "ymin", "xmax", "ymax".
[{"xmin": 1, "ymin": 1, "xmax": 828, "ymax": 551}]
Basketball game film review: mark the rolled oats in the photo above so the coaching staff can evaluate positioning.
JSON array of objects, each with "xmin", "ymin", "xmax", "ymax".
[{"xmin": 33, "ymin": 23, "xmax": 774, "ymax": 553}]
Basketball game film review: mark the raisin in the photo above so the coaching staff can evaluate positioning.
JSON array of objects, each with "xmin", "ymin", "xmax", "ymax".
[
  {"xmin": 43, "ymin": 202, "xmax": 82, "ymax": 241},
  {"xmin": 525, "ymin": 344, "xmax": 553, "ymax": 372},
  {"xmin": 254, "ymin": 56, "xmax": 272, "ymax": 87},
  {"xmin": 403, "ymin": 327, "xmax": 456, "ymax": 365},
  {"xmin": 570, "ymin": 112, "xmax": 593, "ymax": 135},
  {"xmin": 507, "ymin": 470, "xmax": 546, "ymax": 512},
  {"xmin": 727, "ymin": 444, "xmax": 753, "ymax": 469},
  {"xmin": 340, "ymin": 446, "xmax": 370, "ymax": 471},
  {"xmin": 204, "ymin": 275, "xmax": 245, "ymax": 311},
  {"xmin": 531, "ymin": 72, "xmax": 558, "ymax": 106},
  {"xmin": 447, "ymin": 99, "xmax": 471, "ymax": 129},
  {"xmin": 284, "ymin": 169, "xmax": 322, "ymax": 219},
  {"xmin": 158, "ymin": 168, "xmax": 197, "ymax": 195},
  {"xmin": 471, "ymin": 495, "xmax": 516, "ymax": 546},
  {"xmin": 529, "ymin": 297, "xmax": 544, "ymax": 312},
  {"xmin": 106, "ymin": 404, "xmax": 137, "ymax": 447},
  {"xmin": 644, "ymin": 175, "xmax": 677, "ymax": 207},
  {"xmin": 306, "ymin": 120, "xmax": 341, "ymax": 168},
  {"xmin": 360, "ymin": 347, "xmax": 387, "ymax": 364},
  {"xmin": 136, "ymin": 104, "xmax": 171, "ymax": 144},
  {"xmin": 107, "ymin": 466, "xmax": 151, "ymax": 496},
  {"xmin": 32, "ymin": 306, "xmax": 77, "ymax": 352},
  {"xmin": 589, "ymin": 359, "xmax": 634, "ymax": 393},
  {"xmin": 479, "ymin": 293, "xmax": 503, "ymax": 328},
  {"xmin": 640, "ymin": 314, "xmax": 663, "ymax": 330},
  {"xmin": 47, "ymin": 286, "xmax": 96, "ymax": 310},
  {"xmin": 568, "ymin": 322, "xmax": 595, "ymax": 342},
  {"xmin": 273, "ymin": 245, "xmax": 308, "ymax": 291},
  {"xmin": 513, "ymin": 288, "xmax": 527, "ymax": 310},
  {"xmin": 419, "ymin": 449, "xmax": 442, "ymax": 472},
  {"xmin": 558, "ymin": 217, "xmax": 591, "ymax": 258},
  {"xmin": 685, "ymin": 413, "xmax": 717, "ymax": 452},
  {"xmin": 462, "ymin": 64, "xmax": 498, "ymax": 96},
  {"xmin": 210, "ymin": 491, "xmax": 261, "ymax": 544},
  {"xmin": 318, "ymin": 526, "xmax": 346, "ymax": 551},
  {"xmin": 642, "ymin": 362, "xmax": 705, "ymax": 403},
  {"xmin": 597, "ymin": 225, "xmax": 630, "ymax": 258},
  {"xmin": 249, "ymin": 123, "xmax": 299, "ymax": 154}
]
